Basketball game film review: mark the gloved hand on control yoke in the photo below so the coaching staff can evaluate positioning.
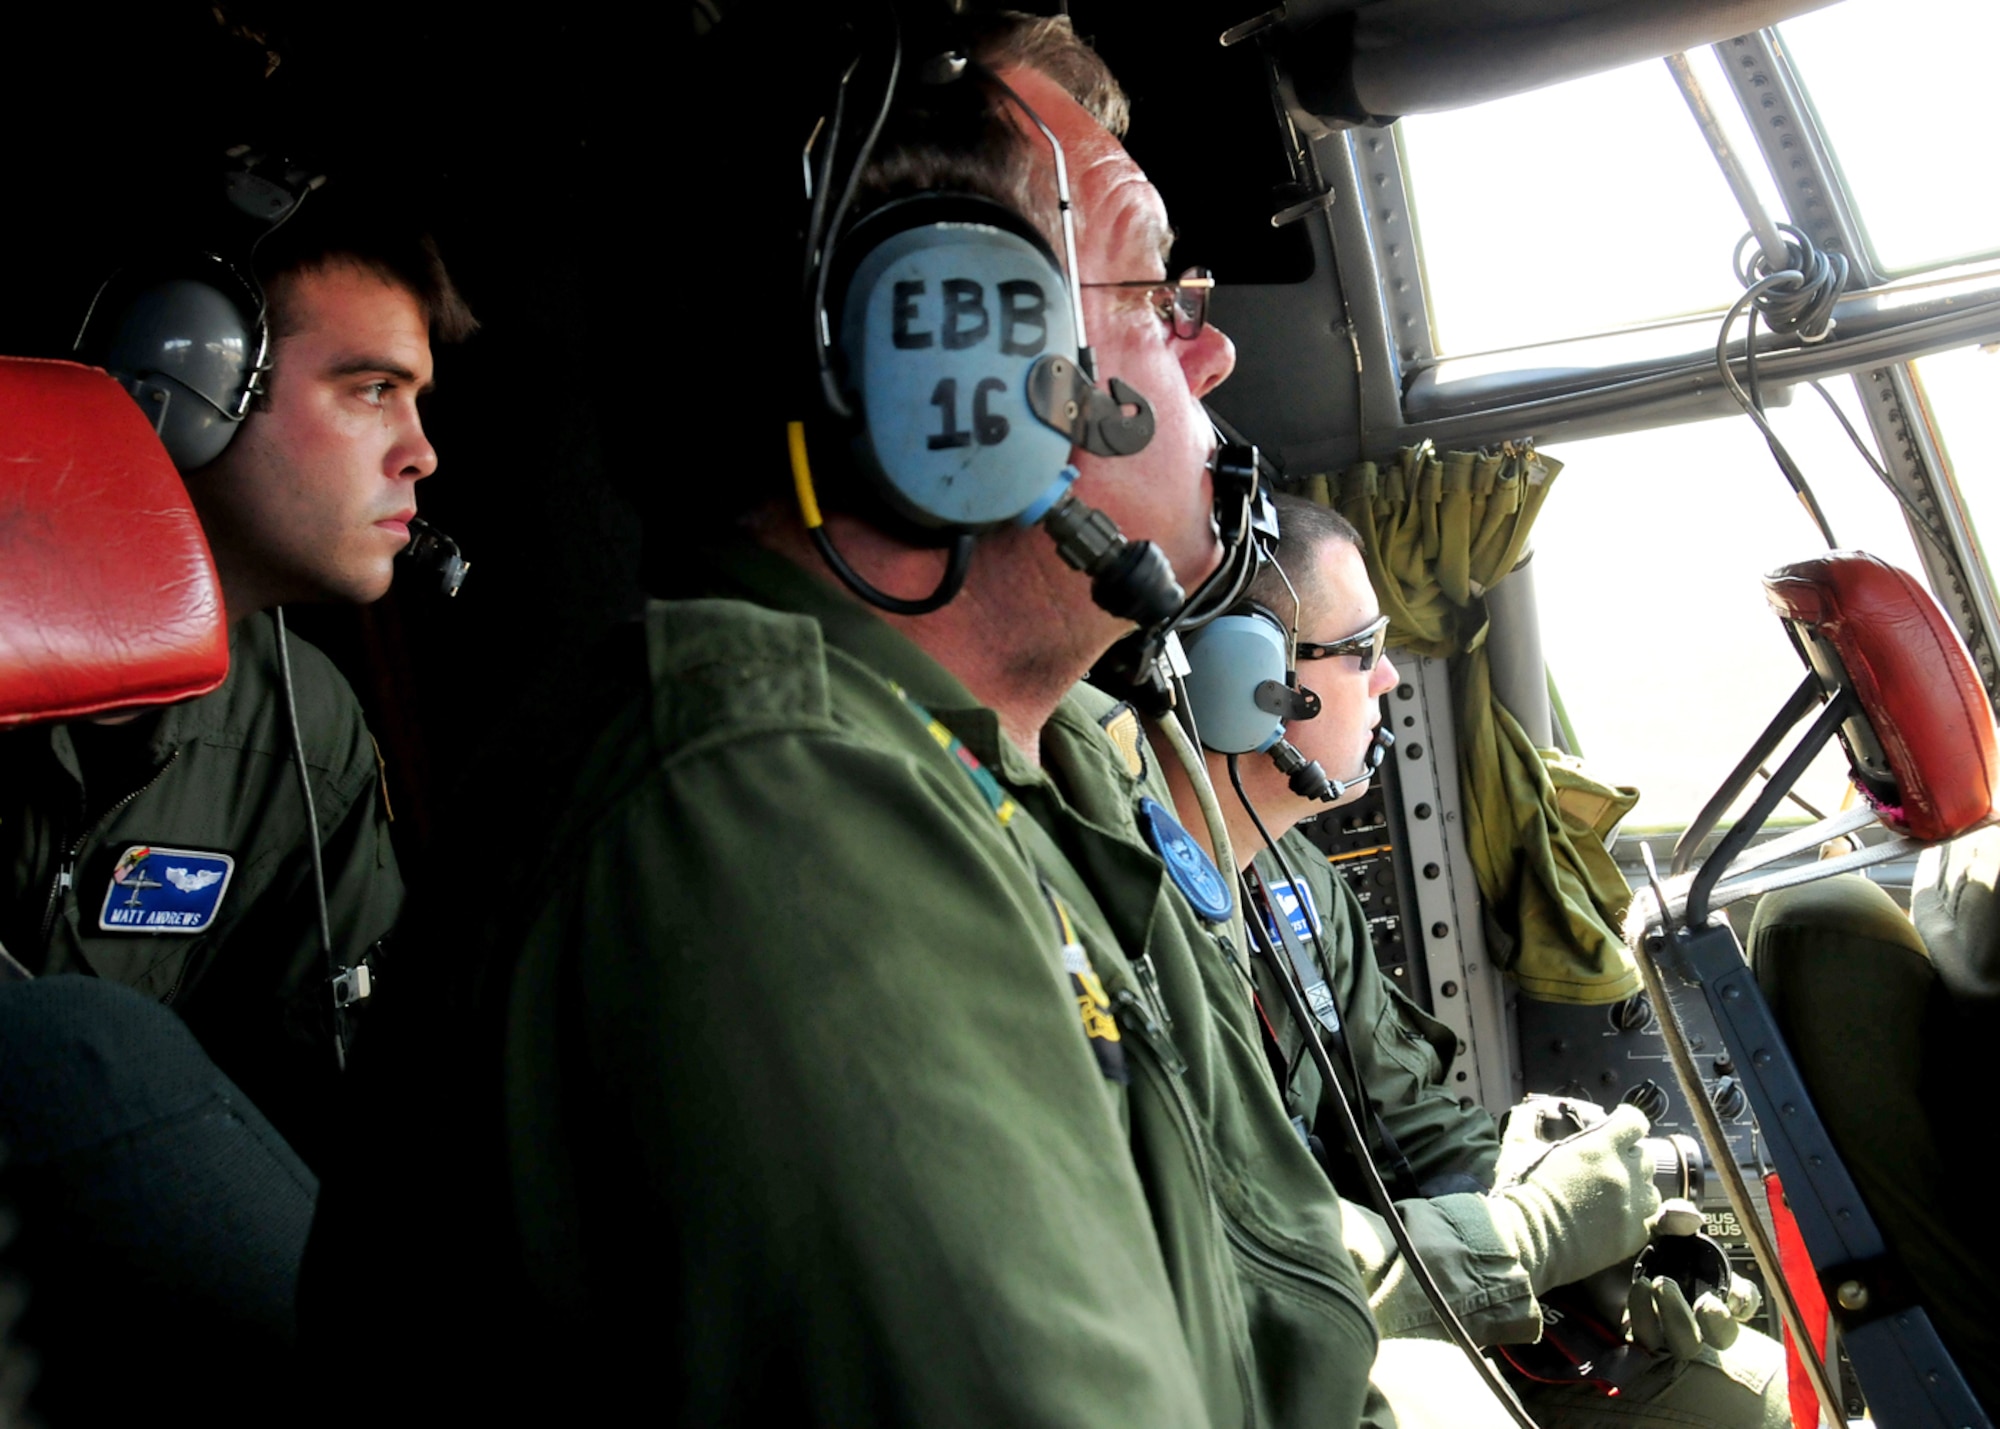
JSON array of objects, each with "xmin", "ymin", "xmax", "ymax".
[
  {"xmin": 1487, "ymin": 1102, "xmax": 1663, "ymax": 1294},
  {"xmin": 1633, "ymin": 1199, "xmax": 1764, "ymax": 1359}
]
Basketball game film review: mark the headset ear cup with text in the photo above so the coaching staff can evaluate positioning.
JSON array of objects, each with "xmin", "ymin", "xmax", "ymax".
[{"xmin": 832, "ymin": 194, "xmax": 1083, "ymax": 532}]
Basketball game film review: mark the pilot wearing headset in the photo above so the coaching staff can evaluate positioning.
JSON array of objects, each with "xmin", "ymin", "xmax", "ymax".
[
  {"xmin": 0, "ymin": 164, "xmax": 475, "ymax": 1173},
  {"xmin": 1165, "ymin": 494, "xmax": 1788, "ymax": 1429},
  {"xmin": 303, "ymin": 11, "xmax": 1404, "ymax": 1425}
]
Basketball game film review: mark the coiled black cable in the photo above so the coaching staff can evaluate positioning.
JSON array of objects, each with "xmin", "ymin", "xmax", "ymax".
[
  {"xmin": 1732, "ymin": 226, "xmax": 1845, "ymax": 344},
  {"xmin": 1716, "ymin": 226, "xmax": 1843, "ymax": 547},
  {"xmin": 1718, "ymin": 222, "xmax": 1960, "ymax": 561}
]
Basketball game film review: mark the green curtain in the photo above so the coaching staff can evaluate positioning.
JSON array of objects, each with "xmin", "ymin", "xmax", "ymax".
[{"xmin": 1327, "ymin": 444, "xmax": 1640, "ymax": 1005}]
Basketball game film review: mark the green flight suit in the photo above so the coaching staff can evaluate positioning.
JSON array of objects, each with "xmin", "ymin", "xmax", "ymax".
[
  {"xmin": 478, "ymin": 545, "xmax": 1388, "ymax": 1426},
  {"xmin": 1245, "ymin": 834, "xmax": 1537, "ymax": 1345},
  {"xmin": 0, "ymin": 612, "xmax": 400, "ymax": 1167},
  {"xmin": 1250, "ymin": 835, "xmax": 1785, "ymax": 1429}
]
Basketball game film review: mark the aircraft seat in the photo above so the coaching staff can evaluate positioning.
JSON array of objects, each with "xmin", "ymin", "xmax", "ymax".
[
  {"xmin": 1763, "ymin": 551, "xmax": 1999, "ymax": 844},
  {"xmin": 1637, "ymin": 550, "xmax": 1996, "ymax": 1429},
  {"xmin": 1910, "ymin": 822, "xmax": 2000, "ymax": 1016},
  {"xmin": 0, "ymin": 355, "xmax": 227, "ymax": 729}
]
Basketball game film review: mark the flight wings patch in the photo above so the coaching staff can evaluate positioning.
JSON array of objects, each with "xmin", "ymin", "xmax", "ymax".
[{"xmin": 98, "ymin": 845, "xmax": 235, "ymax": 934}]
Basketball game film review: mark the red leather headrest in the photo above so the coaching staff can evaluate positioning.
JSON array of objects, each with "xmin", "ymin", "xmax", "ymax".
[
  {"xmin": 1764, "ymin": 551, "xmax": 1999, "ymax": 842},
  {"xmin": 0, "ymin": 357, "xmax": 228, "ymax": 728}
]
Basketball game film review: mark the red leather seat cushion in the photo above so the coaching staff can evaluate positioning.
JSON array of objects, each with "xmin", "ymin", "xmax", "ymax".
[
  {"xmin": 1764, "ymin": 551, "xmax": 1999, "ymax": 842},
  {"xmin": 0, "ymin": 357, "xmax": 227, "ymax": 727}
]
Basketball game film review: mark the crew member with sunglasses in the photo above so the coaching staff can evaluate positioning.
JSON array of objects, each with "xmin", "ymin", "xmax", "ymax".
[{"xmin": 1152, "ymin": 494, "xmax": 1788, "ymax": 1429}]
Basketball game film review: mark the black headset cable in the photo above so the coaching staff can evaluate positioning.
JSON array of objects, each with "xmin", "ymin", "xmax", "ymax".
[
  {"xmin": 788, "ymin": 421, "xmax": 974, "ymax": 615},
  {"xmin": 273, "ymin": 608, "xmax": 346, "ymax": 1071},
  {"xmin": 1225, "ymin": 755, "xmax": 1541, "ymax": 1429}
]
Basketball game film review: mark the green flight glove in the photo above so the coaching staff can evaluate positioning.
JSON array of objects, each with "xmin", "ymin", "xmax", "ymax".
[
  {"xmin": 1635, "ymin": 1198, "xmax": 1764, "ymax": 1356},
  {"xmin": 1487, "ymin": 1102, "xmax": 1662, "ymax": 1294}
]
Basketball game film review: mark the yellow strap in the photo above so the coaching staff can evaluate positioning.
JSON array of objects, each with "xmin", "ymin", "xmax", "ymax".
[{"xmin": 786, "ymin": 421, "xmax": 825, "ymax": 530}]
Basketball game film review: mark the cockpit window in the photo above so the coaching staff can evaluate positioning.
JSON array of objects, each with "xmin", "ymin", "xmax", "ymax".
[
  {"xmin": 1531, "ymin": 376, "xmax": 1926, "ymax": 829},
  {"xmin": 1398, "ymin": 45, "xmax": 1784, "ymax": 359},
  {"xmin": 1911, "ymin": 346, "xmax": 2000, "ymax": 559},
  {"xmin": 1780, "ymin": 0, "xmax": 2000, "ymax": 275}
]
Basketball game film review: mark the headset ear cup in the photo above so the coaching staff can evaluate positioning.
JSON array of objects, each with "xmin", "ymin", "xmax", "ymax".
[
  {"xmin": 1181, "ymin": 613, "xmax": 1293, "ymax": 755},
  {"xmin": 77, "ymin": 262, "xmax": 263, "ymax": 472},
  {"xmin": 831, "ymin": 195, "xmax": 1081, "ymax": 532}
]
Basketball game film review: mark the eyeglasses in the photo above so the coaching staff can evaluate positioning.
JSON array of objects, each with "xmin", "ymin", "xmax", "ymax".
[
  {"xmin": 1296, "ymin": 614, "xmax": 1390, "ymax": 671},
  {"xmin": 1080, "ymin": 266, "xmax": 1215, "ymax": 340}
]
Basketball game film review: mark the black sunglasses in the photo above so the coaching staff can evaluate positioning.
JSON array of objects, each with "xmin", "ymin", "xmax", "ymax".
[{"xmin": 1295, "ymin": 614, "xmax": 1390, "ymax": 671}]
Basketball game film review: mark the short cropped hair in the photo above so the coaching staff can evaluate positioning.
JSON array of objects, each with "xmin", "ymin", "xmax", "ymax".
[
  {"xmin": 850, "ymin": 15, "xmax": 1128, "ymax": 261},
  {"xmin": 1245, "ymin": 493, "xmax": 1363, "ymax": 619},
  {"xmin": 255, "ymin": 182, "xmax": 477, "ymax": 344}
]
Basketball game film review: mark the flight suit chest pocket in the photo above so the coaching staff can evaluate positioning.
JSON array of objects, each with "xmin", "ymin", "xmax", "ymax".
[{"xmin": 1372, "ymin": 988, "xmax": 1450, "ymax": 1086}]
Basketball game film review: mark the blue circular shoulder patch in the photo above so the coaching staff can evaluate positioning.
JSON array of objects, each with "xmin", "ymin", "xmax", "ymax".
[{"xmin": 1136, "ymin": 796, "xmax": 1235, "ymax": 924}]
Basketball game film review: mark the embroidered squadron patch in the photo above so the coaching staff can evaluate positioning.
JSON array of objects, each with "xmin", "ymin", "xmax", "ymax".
[
  {"xmin": 98, "ymin": 845, "xmax": 235, "ymax": 934},
  {"xmin": 1097, "ymin": 702, "xmax": 1148, "ymax": 782},
  {"xmin": 1136, "ymin": 796, "xmax": 1235, "ymax": 924}
]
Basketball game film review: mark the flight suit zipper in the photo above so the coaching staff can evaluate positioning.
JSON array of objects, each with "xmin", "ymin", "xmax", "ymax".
[
  {"xmin": 1120, "ymin": 981, "xmax": 1376, "ymax": 1421},
  {"xmin": 1114, "ymin": 985, "xmax": 1263, "ymax": 1428},
  {"xmin": 1114, "ymin": 987, "xmax": 1186, "ymax": 1075},
  {"xmin": 1220, "ymin": 1214, "xmax": 1375, "ymax": 1323},
  {"xmin": 39, "ymin": 748, "xmax": 181, "ymax": 945}
]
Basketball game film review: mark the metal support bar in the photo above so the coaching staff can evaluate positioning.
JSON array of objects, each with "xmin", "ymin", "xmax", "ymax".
[
  {"xmin": 1687, "ymin": 691, "xmax": 1854, "ymax": 926},
  {"xmin": 1318, "ymin": 126, "xmax": 1409, "ymax": 445},
  {"xmin": 1711, "ymin": 803, "xmax": 1877, "ymax": 883},
  {"xmin": 1859, "ymin": 364, "xmax": 2000, "ymax": 706},
  {"xmin": 1484, "ymin": 552, "xmax": 1553, "ymax": 751},
  {"xmin": 1345, "ymin": 128, "xmax": 1433, "ymax": 375},
  {"xmin": 1664, "ymin": 53, "xmax": 1791, "ymax": 277},
  {"xmin": 1385, "ymin": 654, "xmax": 1518, "ymax": 1114},
  {"xmin": 1708, "ymin": 30, "xmax": 1878, "ymax": 287},
  {"xmin": 1672, "ymin": 673, "xmax": 1823, "ymax": 875},
  {"xmin": 1628, "ymin": 911, "xmax": 1848, "ymax": 1429}
]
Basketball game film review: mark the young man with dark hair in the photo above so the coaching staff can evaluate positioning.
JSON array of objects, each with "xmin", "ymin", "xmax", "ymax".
[
  {"xmin": 0, "ymin": 174, "xmax": 473, "ymax": 1426},
  {"xmin": 0, "ymin": 181, "xmax": 475, "ymax": 1169}
]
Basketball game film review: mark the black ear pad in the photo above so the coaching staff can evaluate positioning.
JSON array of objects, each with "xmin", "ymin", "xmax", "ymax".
[{"xmin": 76, "ymin": 253, "xmax": 267, "ymax": 472}]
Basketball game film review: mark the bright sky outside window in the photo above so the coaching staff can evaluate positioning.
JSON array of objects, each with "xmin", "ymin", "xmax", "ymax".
[
  {"xmin": 1780, "ymin": 0, "xmax": 2000, "ymax": 274},
  {"xmin": 1912, "ymin": 346, "xmax": 2000, "ymax": 558},
  {"xmin": 1532, "ymin": 377, "xmax": 1924, "ymax": 829},
  {"xmin": 1398, "ymin": 45, "xmax": 1786, "ymax": 357}
]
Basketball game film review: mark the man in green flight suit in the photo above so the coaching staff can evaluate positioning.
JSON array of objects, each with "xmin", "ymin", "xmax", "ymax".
[
  {"xmin": 301, "ymin": 10, "xmax": 1446, "ymax": 1425},
  {"xmin": 0, "ymin": 184, "xmax": 474, "ymax": 1169},
  {"xmin": 1159, "ymin": 493, "xmax": 1788, "ymax": 1428},
  {"xmin": 0, "ymin": 177, "xmax": 474, "ymax": 1423}
]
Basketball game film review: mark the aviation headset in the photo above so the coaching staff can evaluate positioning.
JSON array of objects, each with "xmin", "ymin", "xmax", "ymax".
[
  {"xmin": 74, "ymin": 149, "xmax": 323, "ymax": 473},
  {"xmin": 72, "ymin": 149, "xmax": 470, "ymax": 598},
  {"xmin": 792, "ymin": 7, "xmax": 1195, "ymax": 628},
  {"xmin": 1179, "ymin": 592, "xmax": 1393, "ymax": 802}
]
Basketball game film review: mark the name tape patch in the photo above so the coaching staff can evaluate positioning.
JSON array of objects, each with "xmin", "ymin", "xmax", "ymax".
[
  {"xmin": 1260, "ymin": 876, "xmax": 1322, "ymax": 948},
  {"xmin": 98, "ymin": 845, "xmax": 236, "ymax": 934}
]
